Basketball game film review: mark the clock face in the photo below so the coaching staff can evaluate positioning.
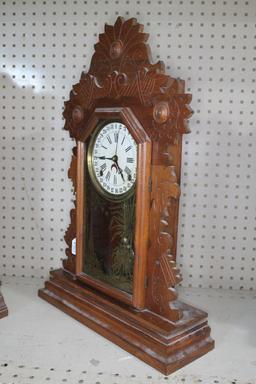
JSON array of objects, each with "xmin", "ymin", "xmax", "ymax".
[{"xmin": 88, "ymin": 121, "xmax": 137, "ymax": 199}]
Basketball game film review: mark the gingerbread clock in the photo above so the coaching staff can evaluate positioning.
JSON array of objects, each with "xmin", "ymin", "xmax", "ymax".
[{"xmin": 39, "ymin": 17, "xmax": 214, "ymax": 374}]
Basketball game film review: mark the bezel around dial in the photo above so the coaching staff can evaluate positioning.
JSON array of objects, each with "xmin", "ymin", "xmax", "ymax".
[{"xmin": 87, "ymin": 120, "xmax": 137, "ymax": 201}]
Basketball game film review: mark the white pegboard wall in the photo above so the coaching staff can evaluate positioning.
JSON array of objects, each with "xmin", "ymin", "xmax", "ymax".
[{"xmin": 0, "ymin": 0, "xmax": 255, "ymax": 290}]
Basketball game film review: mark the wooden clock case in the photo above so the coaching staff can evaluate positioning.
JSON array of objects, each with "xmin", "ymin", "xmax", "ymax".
[{"xmin": 39, "ymin": 17, "xmax": 214, "ymax": 375}]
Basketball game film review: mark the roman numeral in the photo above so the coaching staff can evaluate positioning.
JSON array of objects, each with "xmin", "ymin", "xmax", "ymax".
[
  {"xmin": 100, "ymin": 163, "xmax": 106, "ymax": 172},
  {"xmin": 127, "ymin": 157, "xmax": 134, "ymax": 163},
  {"xmin": 124, "ymin": 166, "xmax": 131, "ymax": 175},
  {"xmin": 114, "ymin": 132, "xmax": 118, "ymax": 143},
  {"xmin": 106, "ymin": 171, "xmax": 110, "ymax": 181},
  {"xmin": 121, "ymin": 136, "xmax": 125, "ymax": 145},
  {"xmin": 125, "ymin": 145, "xmax": 132, "ymax": 152},
  {"xmin": 107, "ymin": 135, "xmax": 112, "ymax": 144},
  {"xmin": 113, "ymin": 175, "xmax": 117, "ymax": 185},
  {"xmin": 101, "ymin": 145, "xmax": 107, "ymax": 149}
]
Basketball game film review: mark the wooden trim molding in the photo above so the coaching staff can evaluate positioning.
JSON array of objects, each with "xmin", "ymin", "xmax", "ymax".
[{"xmin": 75, "ymin": 141, "xmax": 85, "ymax": 275}]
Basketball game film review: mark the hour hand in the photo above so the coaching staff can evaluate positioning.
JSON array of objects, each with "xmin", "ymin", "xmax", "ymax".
[{"xmin": 94, "ymin": 156, "xmax": 113, "ymax": 160}]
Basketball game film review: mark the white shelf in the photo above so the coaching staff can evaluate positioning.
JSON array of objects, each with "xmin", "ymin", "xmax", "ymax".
[{"xmin": 0, "ymin": 277, "xmax": 255, "ymax": 384}]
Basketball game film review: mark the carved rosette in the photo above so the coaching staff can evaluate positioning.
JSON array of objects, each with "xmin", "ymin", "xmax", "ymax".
[{"xmin": 151, "ymin": 79, "xmax": 193, "ymax": 142}]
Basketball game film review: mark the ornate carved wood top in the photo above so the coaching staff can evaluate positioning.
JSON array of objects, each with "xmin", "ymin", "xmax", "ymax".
[{"xmin": 63, "ymin": 17, "xmax": 192, "ymax": 143}]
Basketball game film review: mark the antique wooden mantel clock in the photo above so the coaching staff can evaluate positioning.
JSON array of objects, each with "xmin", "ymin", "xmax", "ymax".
[{"xmin": 39, "ymin": 17, "xmax": 214, "ymax": 374}]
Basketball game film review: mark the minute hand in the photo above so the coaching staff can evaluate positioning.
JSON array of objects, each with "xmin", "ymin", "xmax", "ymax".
[{"xmin": 115, "ymin": 160, "xmax": 125, "ymax": 182}]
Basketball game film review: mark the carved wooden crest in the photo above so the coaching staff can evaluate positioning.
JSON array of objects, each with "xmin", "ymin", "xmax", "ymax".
[{"xmin": 63, "ymin": 17, "xmax": 192, "ymax": 142}]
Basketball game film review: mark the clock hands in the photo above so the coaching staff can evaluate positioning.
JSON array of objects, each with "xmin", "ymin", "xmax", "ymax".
[
  {"xmin": 94, "ymin": 156, "xmax": 113, "ymax": 161},
  {"xmin": 113, "ymin": 127, "xmax": 125, "ymax": 180},
  {"xmin": 95, "ymin": 154, "xmax": 125, "ymax": 182},
  {"xmin": 115, "ymin": 161, "xmax": 125, "ymax": 182},
  {"xmin": 112, "ymin": 155, "xmax": 125, "ymax": 181},
  {"xmin": 91, "ymin": 123, "xmax": 136, "ymax": 197},
  {"xmin": 94, "ymin": 155, "xmax": 121, "ymax": 165},
  {"xmin": 115, "ymin": 127, "xmax": 121, "ymax": 156},
  {"xmin": 95, "ymin": 127, "xmax": 128, "ymax": 183}
]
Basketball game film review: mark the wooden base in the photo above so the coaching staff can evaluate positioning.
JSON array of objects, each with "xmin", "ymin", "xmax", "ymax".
[
  {"xmin": 0, "ymin": 291, "xmax": 8, "ymax": 319},
  {"xmin": 39, "ymin": 270, "xmax": 214, "ymax": 375}
]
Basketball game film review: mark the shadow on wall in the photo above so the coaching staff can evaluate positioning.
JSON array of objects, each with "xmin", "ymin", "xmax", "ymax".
[{"xmin": 0, "ymin": 73, "xmax": 74, "ymax": 279}]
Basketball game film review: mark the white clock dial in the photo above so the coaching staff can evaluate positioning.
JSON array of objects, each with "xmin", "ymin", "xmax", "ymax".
[{"xmin": 90, "ymin": 122, "xmax": 137, "ymax": 198}]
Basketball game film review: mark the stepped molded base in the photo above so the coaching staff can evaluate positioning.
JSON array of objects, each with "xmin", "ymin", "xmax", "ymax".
[
  {"xmin": 0, "ymin": 292, "xmax": 8, "ymax": 319},
  {"xmin": 39, "ymin": 269, "xmax": 214, "ymax": 375}
]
